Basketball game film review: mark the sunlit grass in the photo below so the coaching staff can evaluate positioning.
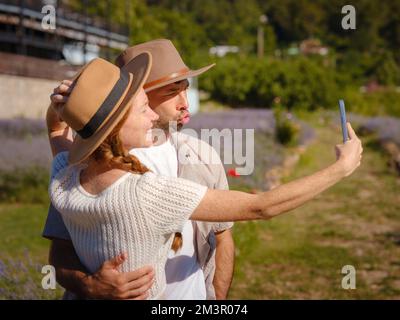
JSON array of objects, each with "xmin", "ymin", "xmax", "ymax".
[
  {"xmin": 0, "ymin": 203, "xmax": 64, "ymax": 299},
  {"xmin": 229, "ymin": 110, "xmax": 400, "ymax": 299}
]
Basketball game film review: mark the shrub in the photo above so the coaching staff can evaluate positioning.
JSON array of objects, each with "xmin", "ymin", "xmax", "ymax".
[
  {"xmin": 201, "ymin": 56, "xmax": 339, "ymax": 111},
  {"xmin": 274, "ymin": 108, "xmax": 300, "ymax": 146},
  {"xmin": 201, "ymin": 54, "xmax": 400, "ymax": 117},
  {"xmin": 343, "ymin": 87, "xmax": 400, "ymax": 118}
]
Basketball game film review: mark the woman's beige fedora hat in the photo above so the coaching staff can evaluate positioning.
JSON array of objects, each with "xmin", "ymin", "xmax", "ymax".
[
  {"xmin": 115, "ymin": 39, "xmax": 215, "ymax": 92},
  {"xmin": 53, "ymin": 52, "xmax": 152, "ymax": 165}
]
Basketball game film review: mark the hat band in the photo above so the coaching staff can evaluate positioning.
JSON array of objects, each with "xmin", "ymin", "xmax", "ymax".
[
  {"xmin": 143, "ymin": 68, "xmax": 189, "ymax": 90},
  {"xmin": 77, "ymin": 70, "xmax": 130, "ymax": 139}
]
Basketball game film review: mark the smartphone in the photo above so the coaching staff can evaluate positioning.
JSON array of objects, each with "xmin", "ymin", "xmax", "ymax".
[{"xmin": 338, "ymin": 99, "xmax": 348, "ymax": 142}]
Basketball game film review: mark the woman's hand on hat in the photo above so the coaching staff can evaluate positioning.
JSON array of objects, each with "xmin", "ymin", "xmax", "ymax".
[
  {"xmin": 47, "ymin": 80, "xmax": 74, "ymax": 135},
  {"xmin": 50, "ymin": 80, "xmax": 73, "ymax": 105},
  {"xmin": 48, "ymin": 80, "xmax": 74, "ymax": 127}
]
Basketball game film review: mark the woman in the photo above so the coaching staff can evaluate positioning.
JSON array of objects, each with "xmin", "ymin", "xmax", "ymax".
[{"xmin": 48, "ymin": 53, "xmax": 363, "ymax": 300}]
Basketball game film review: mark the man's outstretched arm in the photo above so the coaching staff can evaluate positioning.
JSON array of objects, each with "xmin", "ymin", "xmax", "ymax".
[
  {"xmin": 49, "ymin": 239, "xmax": 154, "ymax": 299},
  {"xmin": 213, "ymin": 229, "xmax": 235, "ymax": 300}
]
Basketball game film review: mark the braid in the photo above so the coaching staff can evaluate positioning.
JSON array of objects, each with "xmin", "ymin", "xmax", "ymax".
[{"xmin": 92, "ymin": 108, "xmax": 183, "ymax": 252}]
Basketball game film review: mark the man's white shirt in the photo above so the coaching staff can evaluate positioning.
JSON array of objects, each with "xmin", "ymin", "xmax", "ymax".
[{"xmin": 130, "ymin": 137, "xmax": 207, "ymax": 300}]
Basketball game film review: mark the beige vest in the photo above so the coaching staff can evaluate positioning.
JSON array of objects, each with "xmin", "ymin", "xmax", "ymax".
[{"xmin": 171, "ymin": 132, "xmax": 234, "ymax": 300}]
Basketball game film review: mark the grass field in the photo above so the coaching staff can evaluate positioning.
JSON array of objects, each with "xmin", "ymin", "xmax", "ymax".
[
  {"xmin": 0, "ymin": 204, "xmax": 64, "ymax": 299},
  {"xmin": 229, "ymin": 111, "xmax": 400, "ymax": 299},
  {"xmin": 0, "ymin": 110, "xmax": 399, "ymax": 299}
]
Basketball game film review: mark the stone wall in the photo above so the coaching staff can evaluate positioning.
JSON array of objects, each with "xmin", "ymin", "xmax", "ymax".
[
  {"xmin": 0, "ymin": 52, "xmax": 81, "ymax": 119},
  {"xmin": 0, "ymin": 74, "xmax": 57, "ymax": 119}
]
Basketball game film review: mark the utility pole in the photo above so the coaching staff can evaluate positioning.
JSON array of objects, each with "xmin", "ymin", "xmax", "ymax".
[{"xmin": 257, "ymin": 14, "xmax": 268, "ymax": 59}]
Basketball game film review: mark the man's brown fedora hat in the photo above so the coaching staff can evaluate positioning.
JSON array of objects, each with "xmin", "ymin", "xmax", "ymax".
[
  {"xmin": 53, "ymin": 52, "xmax": 152, "ymax": 165},
  {"xmin": 115, "ymin": 39, "xmax": 215, "ymax": 92}
]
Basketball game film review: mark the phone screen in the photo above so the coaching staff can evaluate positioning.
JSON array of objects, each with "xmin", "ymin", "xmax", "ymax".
[{"xmin": 339, "ymin": 99, "xmax": 348, "ymax": 142}]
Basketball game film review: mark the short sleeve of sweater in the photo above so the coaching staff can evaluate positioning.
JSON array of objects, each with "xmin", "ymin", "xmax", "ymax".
[
  {"xmin": 50, "ymin": 151, "xmax": 69, "ymax": 179},
  {"xmin": 135, "ymin": 172, "xmax": 208, "ymax": 235},
  {"xmin": 45, "ymin": 152, "xmax": 72, "ymax": 240}
]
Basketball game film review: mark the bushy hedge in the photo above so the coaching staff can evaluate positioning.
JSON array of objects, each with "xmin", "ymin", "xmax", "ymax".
[
  {"xmin": 200, "ymin": 55, "xmax": 400, "ymax": 117},
  {"xmin": 343, "ymin": 88, "xmax": 400, "ymax": 118},
  {"xmin": 201, "ymin": 56, "xmax": 339, "ymax": 111}
]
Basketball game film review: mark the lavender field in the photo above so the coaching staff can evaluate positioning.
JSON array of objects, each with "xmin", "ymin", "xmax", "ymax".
[
  {"xmin": 0, "ymin": 250, "xmax": 60, "ymax": 299},
  {"xmin": 187, "ymin": 108, "xmax": 315, "ymax": 190},
  {"xmin": 358, "ymin": 117, "xmax": 400, "ymax": 147},
  {"xmin": 0, "ymin": 118, "xmax": 52, "ymax": 171},
  {"xmin": 1, "ymin": 108, "xmax": 399, "ymax": 300},
  {"xmin": 0, "ymin": 118, "xmax": 52, "ymax": 203},
  {"xmin": 326, "ymin": 111, "xmax": 400, "ymax": 174},
  {"xmin": 326, "ymin": 111, "xmax": 400, "ymax": 148},
  {"xmin": 4, "ymin": 109, "xmax": 397, "ymax": 199}
]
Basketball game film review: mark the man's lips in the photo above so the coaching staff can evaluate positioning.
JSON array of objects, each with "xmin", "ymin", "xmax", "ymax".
[
  {"xmin": 181, "ymin": 114, "xmax": 190, "ymax": 124},
  {"xmin": 178, "ymin": 112, "xmax": 190, "ymax": 124}
]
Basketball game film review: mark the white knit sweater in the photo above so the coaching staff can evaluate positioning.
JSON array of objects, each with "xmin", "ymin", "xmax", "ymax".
[{"xmin": 49, "ymin": 152, "xmax": 207, "ymax": 299}]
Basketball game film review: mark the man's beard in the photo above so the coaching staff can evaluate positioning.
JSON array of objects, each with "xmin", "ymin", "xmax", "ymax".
[{"xmin": 153, "ymin": 112, "xmax": 185, "ymax": 133}]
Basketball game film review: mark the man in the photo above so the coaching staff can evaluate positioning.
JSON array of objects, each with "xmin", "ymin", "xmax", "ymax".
[{"xmin": 44, "ymin": 39, "xmax": 235, "ymax": 300}]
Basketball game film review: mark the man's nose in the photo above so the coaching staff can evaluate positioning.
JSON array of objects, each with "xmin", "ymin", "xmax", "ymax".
[{"xmin": 176, "ymin": 91, "xmax": 188, "ymax": 111}]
